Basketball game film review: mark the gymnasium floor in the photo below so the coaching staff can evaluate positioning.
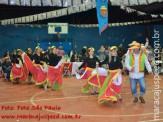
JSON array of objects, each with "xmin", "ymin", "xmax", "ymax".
[{"xmin": 0, "ymin": 74, "xmax": 163, "ymax": 122}]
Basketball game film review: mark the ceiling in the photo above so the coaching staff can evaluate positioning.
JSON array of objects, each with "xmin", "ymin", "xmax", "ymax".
[{"xmin": 0, "ymin": 2, "xmax": 163, "ymax": 24}]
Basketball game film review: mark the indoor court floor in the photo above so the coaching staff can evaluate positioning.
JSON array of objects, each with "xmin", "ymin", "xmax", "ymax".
[{"xmin": 0, "ymin": 74, "xmax": 163, "ymax": 122}]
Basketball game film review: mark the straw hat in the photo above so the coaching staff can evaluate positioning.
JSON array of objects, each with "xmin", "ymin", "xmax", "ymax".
[
  {"xmin": 128, "ymin": 41, "xmax": 137, "ymax": 46},
  {"xmin": 129, "ymin": 43, "xmax": 141, "ymax": 49}
]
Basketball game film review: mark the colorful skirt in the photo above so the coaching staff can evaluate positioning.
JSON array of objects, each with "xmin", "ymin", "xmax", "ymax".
[
  {"xmin": 98, "ymin": 69, "xmax": 123, "ymax": 104},
  {"xmin": 47, "ymin": 59, "xmax": 64, "ymax": 90},
  {"xmin": 10, "ymin": 63, "xmax": 28, "ymax": 82},
  {"xmin": 22, "ymin": 53, "xmax": 47, "ymax": 85},
  {"xmin": 76, "ymin": 67, "xmax": 102, "ymax": 93}
]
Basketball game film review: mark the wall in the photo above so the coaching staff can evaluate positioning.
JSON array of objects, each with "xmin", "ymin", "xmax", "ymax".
[{"xmin": 0, "ymin": 25, "xmax": 160, "ymax": 56}]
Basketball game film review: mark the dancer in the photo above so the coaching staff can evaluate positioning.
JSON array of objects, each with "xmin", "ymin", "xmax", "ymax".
[
  {"xmin": 26, "ymin": 48, "xmax": 33, "ymax": 60},
  {"xmin": 22, "ymin": 47, "xmax": 48, "ymax": 86},
  {"xmin": 76, "ymin": 47, "xmax": 100, "ymax": 95},
  {"xmin": 98, "ymin": 46, "xmax": 123, "ymax": 104},
  {"xmin": 125, "ymin": 43, "xmax": 152, "ymax": 104},
  {"xmin": 10, "ymin": 49, "xmax": 28, "ymax": 83},
  {"xmin": 26, "ymin": 48, "xmax": 33, "ymax": 84},
  {"xmin": 45, "ymin": 46, "xmax": 64, "ymax": 90},
  {"xmin": 32, "ymin": 47, "xmax": 48, "ymax": 85}
]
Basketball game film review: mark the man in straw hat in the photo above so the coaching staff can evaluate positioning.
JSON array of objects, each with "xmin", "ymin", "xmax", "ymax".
[
  {"xmin": 125, "ymin": 43, "xmax": 152, "ymax": 104},
  {"xmin": 125, "ymin": 38, "xmax": 149, "ymax": 56}
]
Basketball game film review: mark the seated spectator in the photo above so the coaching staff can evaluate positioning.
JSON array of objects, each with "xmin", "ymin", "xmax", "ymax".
[{"xmin": 2, "ymin": 57, "xmax": 12, "ymax": 80}]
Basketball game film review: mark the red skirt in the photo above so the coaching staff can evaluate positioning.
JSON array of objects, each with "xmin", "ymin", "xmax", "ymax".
[
  {"xmin": 76, "ymin": 67, "xmax": 102, "ymax": 93},
  {"xmin": 98, "ymin": 69, "xmax": 123, "ymax": 104},
  {"xmin": 22, "ymin": 53, "xmax": 47, "ymax": 85},
  {"xmin": 47, "ymin": 60, "xmax": 64, "ymax": 90},
  {"xmin": 10, "ymin": 63, "xmax": 28, "ymax": 82},
  {"xmin": 31, "ymin": 65, "xmax": 48, "ymax": 85}
]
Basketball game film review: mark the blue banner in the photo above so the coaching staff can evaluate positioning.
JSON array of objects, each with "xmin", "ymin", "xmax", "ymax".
[{"xmin": 96, "ymin": 0, "xmax": 108, "ymax": 35}]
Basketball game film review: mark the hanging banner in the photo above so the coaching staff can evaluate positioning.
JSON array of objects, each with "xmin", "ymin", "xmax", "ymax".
[
  {"xmin": 80, "ymin": 4, "xmax": 86, "ymax": 12},
  {"xmin": 47, "ymin": 12, "xmax": 52, "ymax": 19},
  {"xmin": 34, "ymin": 15, "xmax": 38, "ymax": 21},
  {"xmin": 138, "ymin": 0, "xmax": 147, "ymax": 5},
  {"xmin": 31, "ymin": 0, "xmax": 41, "ymax": 6},
  {"xmin": 1, "ymin": 1, "xmax": 162, "ymax": 25},
  {"xmin": 56, "ymin": 10, "xmax": 62, "ymax": 17},
  {"xmin": 96, "ymin": 0, "xmax": 108, "ymax": 35},
  {"xmin": 74, "ymin": 6, "xmax": 80, "ymax": 13},
  {"xmin": 30, "ymin": 16, "xmax": 34, "ymax": 22},
  {"xmin": 63, "ymin": 0, "xmax": 72, "ymax": 7},
  {"xmin": 10, "ymin": 19, "xmax": 14, "ymax": 24},
  {"xmin": 22, "ymin": 17, "xmax": 26, "ymax": 23},
  {"xmin": 51, "ymin": 11, "xmax": 57, "ymax": 18},
  {"xmin": 10, "ymin": 0, "xmax": 20, "ymax": 5},
  {"xmin": 14, "ymin": 18, "xmax": 18, "ymax": 23},
  {"xmin": 17, "ymin": 17, "xmax": 22, "ymax": 23},
  {"xmin": 0, "ymin": 0, "xmax": 8, "ymax": 4},
  {"xmin": 129, "ymin": 0, "xmax": 139, "ymax": 6},
  {"xmin": 68, "ymin": 7, "xmax": 74, "ymax": 14},
  {"xmin": 52, "ymin": 0, "xmax": 62, "ymax": 6},
  {"xmin": 42, "ymin": 0, "xmax": 52, "ymax": 6},
  {"xmin": 20, "ymin": 0, "xmax": 30, "ymax": 6},
  {"xmin": 61, "ymin": 8, "xmax": 68, "ymax": 16}
]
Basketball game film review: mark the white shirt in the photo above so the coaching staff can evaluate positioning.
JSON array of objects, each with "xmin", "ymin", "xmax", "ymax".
[{"xmin": 125, "ymin": 52, "xmax": 152, "ymax": 79}]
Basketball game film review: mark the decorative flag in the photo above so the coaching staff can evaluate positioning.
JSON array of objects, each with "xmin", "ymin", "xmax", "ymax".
[{"xmin": 96, "ymin": 0, "xmax": 108, "ymax": 35}]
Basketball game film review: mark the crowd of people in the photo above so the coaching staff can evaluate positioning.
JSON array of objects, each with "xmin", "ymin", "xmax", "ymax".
[{"xmin": 0, "ymin": 38, "xmax": 163, "ymax": 104}]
